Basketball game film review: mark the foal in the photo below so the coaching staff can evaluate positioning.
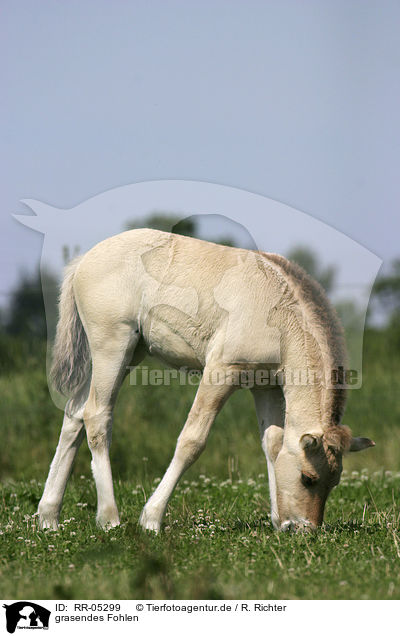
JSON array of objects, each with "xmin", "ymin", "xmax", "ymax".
[{"xmin": 38, "ymin": 229, "xmax": 373, "ymax": 532}]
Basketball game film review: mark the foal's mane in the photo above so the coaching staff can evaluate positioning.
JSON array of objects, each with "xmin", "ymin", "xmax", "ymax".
[{"xmin": 261, "ymin": 252, "xmax": 347, "ymax": 426}]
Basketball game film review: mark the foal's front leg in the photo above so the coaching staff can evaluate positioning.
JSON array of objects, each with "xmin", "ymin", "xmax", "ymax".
[
  {"xmin": 140, "ymin": 372, "xmax": 235, "ymax": 533},
  {"xmin": 252, "ymin": 388, "xmax": 285, "ymax": 529}
]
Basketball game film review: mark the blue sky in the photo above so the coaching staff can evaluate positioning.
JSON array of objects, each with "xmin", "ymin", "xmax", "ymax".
[{"xmin": 1, "ymin": 0, "xmax": 399, "ymax": 303}]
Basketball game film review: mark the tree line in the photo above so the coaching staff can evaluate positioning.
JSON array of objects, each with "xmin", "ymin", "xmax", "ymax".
[{"xmin": 1, "ymin": 213, "xmax": 398, "ymax": 344}]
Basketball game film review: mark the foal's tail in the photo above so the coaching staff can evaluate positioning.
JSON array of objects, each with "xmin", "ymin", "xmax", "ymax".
[{"xmin": 50, "ymin": 256, "xmax": 91, "ymax": 398}]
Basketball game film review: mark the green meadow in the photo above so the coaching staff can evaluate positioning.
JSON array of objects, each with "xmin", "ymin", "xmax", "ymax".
[{"xmin": 1, "ymin": 328, "xmax": 400, "ymax": 600}]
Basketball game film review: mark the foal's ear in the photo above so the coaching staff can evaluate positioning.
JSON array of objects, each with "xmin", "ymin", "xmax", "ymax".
[
  {"xmin": 323, "ymin": 426, "xmax": 375, "ymax": 453},
  {"xmin": 300, "ymin": 433, "xmax": 322, "ymax": 452},
  {"xmin": 349, "ymin": 437, "xmax": 375, "ymax": 452}
]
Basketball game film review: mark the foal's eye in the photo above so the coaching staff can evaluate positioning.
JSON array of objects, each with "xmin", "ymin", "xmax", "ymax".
[{"xmin": 301, "ymin": 472, "xmax": 317, "ymax": 487}]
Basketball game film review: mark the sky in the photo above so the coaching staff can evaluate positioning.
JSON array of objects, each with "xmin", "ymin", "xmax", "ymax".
[{"xmin": 1, "ymin": 0, "xmax": 399, "ymax": 310}]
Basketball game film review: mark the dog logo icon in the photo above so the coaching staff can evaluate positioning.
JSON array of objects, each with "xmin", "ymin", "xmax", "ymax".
[{"xmin": 3, "ymin": 602, "xmax": 50, "ymax": 633}]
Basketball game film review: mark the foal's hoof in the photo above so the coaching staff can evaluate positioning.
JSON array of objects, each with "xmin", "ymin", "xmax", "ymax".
[
  {"xmin": 96, "ymin": 509, "xmax": 120, "ymax": 531},
  {"xmin": 39, "ymin": 517, "xmax": 59, "ymax": 531},
  {"xmin": 139, "ymin": 510, "xmax": 161, "ymax": 534},
  {"xmin": 37, "ymin": 503, "xmax": 59, "ymax": 530}
]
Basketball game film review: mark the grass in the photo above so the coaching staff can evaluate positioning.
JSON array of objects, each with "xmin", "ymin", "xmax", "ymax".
[
  {"xmin": 1, "ymin": 329, "xmax": 400, "ymax": 483},
  {"xmin": 1, "ymin": 470, "xmax": 400, "ymax": 600},
  {"xmin": 1, "ymin": 328, "xmax": 400, "ymax": 599}
]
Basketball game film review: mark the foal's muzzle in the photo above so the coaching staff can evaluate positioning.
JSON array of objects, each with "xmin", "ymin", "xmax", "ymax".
[{"xmin": 279, "ymin": 519, "xmax": 316, "ymax": 533}]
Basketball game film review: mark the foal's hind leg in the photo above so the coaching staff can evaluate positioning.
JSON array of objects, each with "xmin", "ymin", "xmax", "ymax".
[
  {"xmin": 140, "ymin": 371, "xmax": 235, "ymax": 533},
  {"xmin": 84, "ymin": 326, "xmax": 140, "ymax": 529},
  {"xmin": 38, "ymin": 390, "xmax": 88, "ymax": 529}
]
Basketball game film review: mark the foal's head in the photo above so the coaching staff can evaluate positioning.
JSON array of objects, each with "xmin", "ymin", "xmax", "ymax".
[{"xmin": 267, "ymin": 424, "xmax": 374, "ymax": 531}]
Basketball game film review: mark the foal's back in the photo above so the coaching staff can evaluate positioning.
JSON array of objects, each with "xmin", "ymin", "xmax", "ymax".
[{"xmin": 73, "ymin": 229, "xmax": 286, "ymax": 370}]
